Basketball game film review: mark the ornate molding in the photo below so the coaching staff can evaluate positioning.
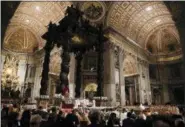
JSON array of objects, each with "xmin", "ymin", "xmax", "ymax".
[
  {"xmin": 106, "ymin": 29, "xmax": 149, "ymax": 62},
  {"xmin": 113, "ymin": 46, "xmax": 119, "ymax": 69},
  {"xmin": 137, "ymin": 57, "xmax": 149, "ymax": 67},
  {"xmin": 80, "ymin": 2, "xmax": 107, "ymax": 22},
  {"xmin": 4, "ymin": 2, "xmax": 72, "ymax": 53},
  {"xmin": 106, "ymin": 2, "xmax": 174, "ymax": 49}
]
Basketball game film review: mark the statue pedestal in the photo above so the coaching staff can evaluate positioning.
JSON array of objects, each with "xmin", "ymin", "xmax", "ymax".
[{"xmin": 35, "ymin": 95, "xmax": 49, "ymax": 109}]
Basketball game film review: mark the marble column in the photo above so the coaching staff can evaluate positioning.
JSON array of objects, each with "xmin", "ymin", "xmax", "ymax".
[
  {"xmin": 26, "ymin": 65, "xmax": 31, "ymax": 80},
  {"xmin": 49, "ymin": 78, "xmax": 56, "ymax": 104},
  {"xmin": 69, "ymin": 53, "xmax": 75, "ymax": 98},
  {"xmin": 161, "ymin": 66, "xmax": 170, "ymax": 103},
  {"xmin": 134, "ymin": 77, "xmax": 139, "ymax": 103},
  {"xmin": 145, "ymin": 63, "xmax": 152, "ymax": 105},
  {"xmin": 1, "ymin": 55, "xmax": 5, "ymax": 73},
  {"xmin": 138, "ymin": 60, "xmax": 151, "ymax": 104},
  {"xmin": 138, "ymin": 61, "xmax": 144, "ymax": 104},
  {"xmin": 32, "ymin": 63, "xmax": 43, "ymax": 102},
  {"xmin": 104, "ymin": 42, "xmax": 116, "ymax": 106},
  {"xmin": 176, "ymin": 20, "xmax": 185, "ymax": 105},
  {"xmin": 119, "ymin": 49, "xmax": 126, "ymax": 106},
  {"xmin": 17, "ymin": 59, "xmax": 27, "ymax": 96},
  {"xmin": 163, "ymin": 84, "xmax": 169, "ymax": 103}
]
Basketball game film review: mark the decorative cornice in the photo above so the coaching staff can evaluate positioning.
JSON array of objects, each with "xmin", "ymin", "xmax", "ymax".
[
  {"xmin": 106, "ymin": 41, "xmax": 149, "ymax": 66},
  {"xmin": 1, "ymin": 49, "xmax": 36, "ymax": 63},
  {"xmin": 105, "ymin": 28, "xmax": 150, "ymax": 61},
  {"xmin": 106, "ymin": 27, "xmax": 182, "ymax": 63},
  {"xmin": 149, "ymin": 49, "xmax": 183, "ymax": 64}
]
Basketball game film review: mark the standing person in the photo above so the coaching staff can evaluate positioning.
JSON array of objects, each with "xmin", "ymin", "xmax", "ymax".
[
  {"xmin": 138, "ymin": 111, "xmax": 146, "ymax": 120},
  {"xmin": 130, "ymin": 109, "xmax": 135, "ymax": 115},
  {"xmin": 122, "ymin": 112, "xmax": 135, "ymax": 127},
  {"xmin": 21, "ymin": 109, "xmax": 31, "ymax": 127},
  {"xmin": 1, "ymin": 105, "xmax": 9, "ymax": 127},
  {"xmin": 39, "ymin": 113, "xmax": 49, "ymax": 127},
  {"xmin": 65, "ymin": 109, "xmax": 80, "ymax": 127},
  {"xmin": 7, "ymin": 104, "xmax": 19, "ymax": 127},
  {"xmin": 30, "ymin": 114, "xmax": 42, "ymax": 127},
  {"xmin": 120, "ymin": 109, "xmax": 128, "ymax": 126},
  {"xmin": 88, "ymin": 111, "xmax": 101, "ymax": 127},
  {"xmin": 107, "ymin": 113, "xmax": 120, "ymax": 127},
  {"xmin": 55, "ymin": 111, "xmax": 66, "ymax": 127},
  {"xmin": 78, "ymin": 112, "xmax": 91, "ymax": 127},
  {"xmin": 48, "ymin": 107, "xmax": 57, "ymax": 125},
  {"xmin": 134, "ymin": 114, "xmax": 146, "ymax": 127}
]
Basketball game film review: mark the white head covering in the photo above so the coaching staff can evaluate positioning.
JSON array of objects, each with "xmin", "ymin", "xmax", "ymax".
[
  {"xmin": 139, "ymin": 104, "xmax": 145, "ymax": 111},
  {"xmin": 42, "ymin": 108, "xmax": 47, "ymax": 112}
]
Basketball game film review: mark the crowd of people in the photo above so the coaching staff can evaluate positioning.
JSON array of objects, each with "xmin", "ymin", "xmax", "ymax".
[{"xmin": 1, "ymin": 103, "xmax": 185, "ymax": 127}]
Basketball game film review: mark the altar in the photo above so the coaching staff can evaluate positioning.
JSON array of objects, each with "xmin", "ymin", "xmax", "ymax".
[
  {"xmin": 60, "ymin": 97, "xmax": 96, "ymax": 109},
  {"xmin": 74, "ymin": 99, "xmax": 96, "ymax": 108}
]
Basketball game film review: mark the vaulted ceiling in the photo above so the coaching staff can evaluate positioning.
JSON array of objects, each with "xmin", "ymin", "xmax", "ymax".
[
  {"xmin": 3, "ymin": 27, "xmax": 38, "ymax": 53},
  {"xmin": 106, "ymin": 2, "xmax": 180, "ymax": 55},
  {"xmin": 2, "ymin": 1, "xmax": 183, "ymax": 59},
  {"xmin": 3, "ymin": 2, "xmax": 71, "ymax": 53}
]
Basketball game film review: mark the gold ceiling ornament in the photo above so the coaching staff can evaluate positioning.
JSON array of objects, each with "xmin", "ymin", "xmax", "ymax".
[
  {"xmin": 71, "ymin": 35, "xmax": 84, "ymax": 44},
  {"xmin": 107, "ymin": 2, "xmax": 176, "ymax": 52},
  {"xmin": 1, "ymin": 55, "xmax": 20, "ymax": 90},
  {"xmin": 157, "ymin": 54, "xmax": 182, "ymax": 62},
  {"xmin": 81, "ymin": 1, "xmax": 106, "ymax": 22},
  {"xmin": 3, "ymin": 2, "xmax": 72, "ymax": 52},
  {"xmin": 3, "ymin": 27, "xmax": 38, "ymax": 53}
]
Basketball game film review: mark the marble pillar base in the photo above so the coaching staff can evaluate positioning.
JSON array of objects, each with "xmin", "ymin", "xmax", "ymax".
[
  {"xmin": 69, "ymin": 83, "xmax": 75, "ymax": 98},
  {"xmin": 120, "ymin": 84, "xmax": 126, "ymax": 106},
  {"xmin": 104, "ymin": 84, "xmax": 116, "ymax": 106}
]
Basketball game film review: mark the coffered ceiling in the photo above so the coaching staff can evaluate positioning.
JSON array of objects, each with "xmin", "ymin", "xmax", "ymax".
[
  {"xmin": 3, "ymin": 2, "xmax": 71, "ymax": 53},
  {"xmin": 2, "ymin": 1, "xmax": 182, "ymax": 58},
  {"xmin": 107, "ymin": 1, "xmax": 181, "ymax": 55}
]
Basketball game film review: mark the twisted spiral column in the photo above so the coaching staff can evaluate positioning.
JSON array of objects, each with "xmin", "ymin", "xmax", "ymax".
[
  {"xmin": 75, "ymin": 52, "xmax": 83, "ymax": 98},
  {"xmin": 40, "ymin": 41, "xmax": 53, "ymax": 95}
]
